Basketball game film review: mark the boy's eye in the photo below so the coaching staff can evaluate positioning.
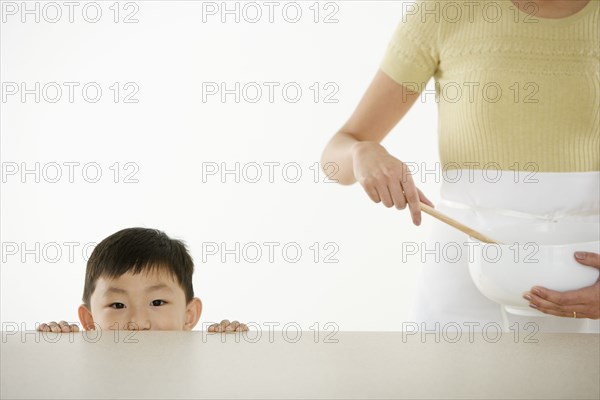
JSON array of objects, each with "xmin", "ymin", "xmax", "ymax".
[
  {"xmin": 151, "ymin": 300, "xmax": 166, "ymax": 307},
  {"xmin": 110, "ymin": 303, "xmax": 125, "ymax": 309}
]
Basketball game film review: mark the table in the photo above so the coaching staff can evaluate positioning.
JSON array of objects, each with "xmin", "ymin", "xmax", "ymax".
[{"xmin": 1, "ymin": 330, "xmax": 599, "ymax": 399}]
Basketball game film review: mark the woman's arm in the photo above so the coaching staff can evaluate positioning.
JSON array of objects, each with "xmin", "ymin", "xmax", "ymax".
[{"xmin": 321, "ymin": 69, "xmax": 433, "ymax": 225}]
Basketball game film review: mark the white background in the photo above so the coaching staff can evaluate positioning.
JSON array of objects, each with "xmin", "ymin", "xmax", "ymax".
[{"xmin": 1, "ymin": 0, "xmax": 443, "ymax": 330}]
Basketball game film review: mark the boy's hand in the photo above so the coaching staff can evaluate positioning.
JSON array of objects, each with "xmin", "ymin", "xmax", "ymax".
[
  {"xmin": 37, "ymin": 321, "xmax": 80, "ymax": 333},
  {"xmin": 207, "ymin": 319, "xmax": 248, "ymax": 333}
]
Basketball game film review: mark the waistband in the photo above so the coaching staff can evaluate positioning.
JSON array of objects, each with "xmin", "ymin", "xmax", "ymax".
[{"xmin": 439, "ymin": 170, "xmax": 600, "ymax": 221}]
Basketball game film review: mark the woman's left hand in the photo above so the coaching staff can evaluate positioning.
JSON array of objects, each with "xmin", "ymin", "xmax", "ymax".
[{"xmin": 523, "ymin": 252, "xmax": 600, "ymax": 319}]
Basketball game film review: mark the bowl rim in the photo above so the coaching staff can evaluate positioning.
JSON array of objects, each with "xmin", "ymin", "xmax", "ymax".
[
  {"xmin": 467, "ymin": 222, "xmax": 600, "ymax": 248},
  {"xmin": 466, "ymin": 237, "xmax": 600, "ymax": 248}
]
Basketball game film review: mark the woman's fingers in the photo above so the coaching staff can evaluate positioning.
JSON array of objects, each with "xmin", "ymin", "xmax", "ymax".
[
  {"xmin": 352, "ymin": 147, "xmax": 431, "ymax": 225},
  {"xmin": 363, "ymin": 183, "xmax": 382, "ymax": 204},
  {"xmin": 374, "ymin": 184, "xmax": 394, "ymax": 208},
  {"xmin": 574, "ymin": 252, "xmax": 600, "ymax": 270},
  {"xmin": 401, "ymin": 174, "xmax": 422, "ymax": 226},
  {"xmin": 360, "ymin": 169, "xmax": 429, "ymax": 225},
  {"xmin": 418, "ymin": 188, "xmax": 435, "ymax": 208},
  {"xmin": 388, "ymin": 178, "xmax": 407, "ymax": 210},
  {"xmin": 525, "ymin": 281, "xmax": 600, "ymax": 319}
]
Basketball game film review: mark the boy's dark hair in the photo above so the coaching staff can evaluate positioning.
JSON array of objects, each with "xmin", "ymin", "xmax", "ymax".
[{"xmin": 82, "ymin": 228, "xmax": 194, "ymax": 307}]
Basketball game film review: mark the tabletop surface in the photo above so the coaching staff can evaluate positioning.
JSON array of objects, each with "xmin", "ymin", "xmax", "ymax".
[{"xmin": 1, "ymin": 330, "xmax": 599, "ymax": 399}]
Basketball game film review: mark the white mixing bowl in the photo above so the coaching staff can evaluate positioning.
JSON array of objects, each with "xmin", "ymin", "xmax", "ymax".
[{"xmin": 467, "ymin": 222, "xmax": 600, "ymax": 316}]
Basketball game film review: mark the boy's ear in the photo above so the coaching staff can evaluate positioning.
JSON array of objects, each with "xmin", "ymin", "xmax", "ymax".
[
  {"xmin": 184, "ymin": 297, "xmax": 202, "ymax": 331},
  {"xmin": 78, "ymin": 304, "xmax": 96, "ymax": 330}
]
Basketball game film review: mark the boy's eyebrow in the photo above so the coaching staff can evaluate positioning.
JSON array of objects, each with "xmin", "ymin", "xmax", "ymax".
[
  {"xmin": 104, "ymin": 284, "xmax": 174, "ymax": 295},
  {"xmin": 146, "ymin": 283, "xmax": 173, "ymax": 292}
]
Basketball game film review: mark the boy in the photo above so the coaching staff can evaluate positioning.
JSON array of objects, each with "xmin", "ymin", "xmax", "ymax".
[{"xmin": 37, "ymin": 227, "xmax": 247, "ymax": 333}]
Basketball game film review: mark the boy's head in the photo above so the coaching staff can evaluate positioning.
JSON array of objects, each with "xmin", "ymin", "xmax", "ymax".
[{"xmin": 78, "ymin": 228, "xmax": 202, "ymax": 331}]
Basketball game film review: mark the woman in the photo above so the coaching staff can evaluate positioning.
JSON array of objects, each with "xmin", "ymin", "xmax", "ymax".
[{"xmin": 321, "ymin": 0, "xmax": 599, "ymax": 332}]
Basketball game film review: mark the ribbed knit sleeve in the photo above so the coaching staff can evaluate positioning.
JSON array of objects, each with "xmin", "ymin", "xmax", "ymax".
[{"xmin": 380, "ymin": 1, "xmax": 440, "ymax": 92}]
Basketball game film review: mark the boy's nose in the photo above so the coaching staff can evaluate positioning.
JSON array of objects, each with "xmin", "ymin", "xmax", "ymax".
[
  {"xmin": 125, "ymin": 320, "xmax": 151, "ymax": 330},
  {"xmin": 126, "ymin": 312, "xmax": 151, "ymax": 330}
]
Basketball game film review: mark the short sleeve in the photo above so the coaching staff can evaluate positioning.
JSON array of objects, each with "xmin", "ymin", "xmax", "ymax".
[{"xmin": 380, "ymin": 1, "xmax": 441, "ymax": 92}]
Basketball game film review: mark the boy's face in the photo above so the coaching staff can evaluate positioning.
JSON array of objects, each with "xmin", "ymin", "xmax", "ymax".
[{"xmin": 78, "ymin": 267, "xmax": 202, "ymax": 331}]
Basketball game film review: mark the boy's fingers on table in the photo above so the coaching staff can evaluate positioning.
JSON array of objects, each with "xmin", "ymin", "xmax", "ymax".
[
  {"xmin": 37, "ymin": 321, "xmax": 79, "ymax": 332},
  {"xmin": 225, "ymin": 321, "xmax": 240, "ymax": 331},
  {"xmin": 219, "ymin": 319, "xmax": 230, "ymax": 329},
  {"xmin": 46, "ymin": 321, "xmax": 60, "ymax": 332},
  {"xmin": 208, "ymin": 321, "xmax": 248, "ymax": 333},
  {"xmin": 59, "ymin": 321, "xmax": 71, "ymax": 332},
  {"xmin": 209, "ymin": 323, "xmax": 224, "ymax": 332}
]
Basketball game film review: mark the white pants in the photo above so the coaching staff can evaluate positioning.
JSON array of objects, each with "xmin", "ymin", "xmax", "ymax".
[{"xmin": 408, "ymin": 170, "xmax": 600, "ymax": 333}]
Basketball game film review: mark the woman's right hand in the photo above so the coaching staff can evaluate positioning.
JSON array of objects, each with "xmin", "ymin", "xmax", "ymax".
[
  {"xmin": 352, "ymin": 141, "xmax": 434, "ymax": 226},
  {"xmin": 37, "ymin": 320, "xmax": 80, "ymax": 333}
]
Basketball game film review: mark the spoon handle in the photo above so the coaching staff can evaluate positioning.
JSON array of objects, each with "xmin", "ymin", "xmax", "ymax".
[{"xmin": 420, "ymin": 203, "xmax": 502, "ymax": 244}]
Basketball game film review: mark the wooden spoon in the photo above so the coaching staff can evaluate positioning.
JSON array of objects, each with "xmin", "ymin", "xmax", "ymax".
[{"xmin": 420, "ymin": 203, "xmax": 502, "ymax": 244}]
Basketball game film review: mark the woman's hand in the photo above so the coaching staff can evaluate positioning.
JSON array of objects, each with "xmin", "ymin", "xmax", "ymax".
[
  {"xmin": 523, "ymin": 252, "xmax": 600, "ymax": 319},
  {"xmin": 352, "ymin": 141, "xmax": 434, "ymax": 226}
]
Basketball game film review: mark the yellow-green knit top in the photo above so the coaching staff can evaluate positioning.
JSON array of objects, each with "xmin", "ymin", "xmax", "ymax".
[{"xmin": 380, "ymin": 0, "xmax": 599, "ymax": 172}]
